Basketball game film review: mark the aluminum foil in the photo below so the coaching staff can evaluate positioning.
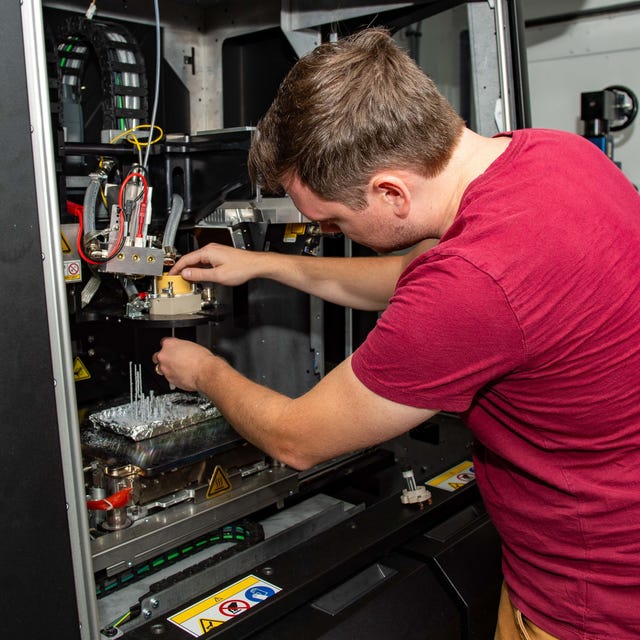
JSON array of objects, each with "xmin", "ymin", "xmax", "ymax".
[{"xmin": 89, "ymin": 392, "xmax": 221, "ymax": 441}]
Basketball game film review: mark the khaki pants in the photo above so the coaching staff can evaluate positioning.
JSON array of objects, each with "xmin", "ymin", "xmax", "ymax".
[{"xmin": 494, "ymin": 582, "xmax": 561, "ymax": 640}]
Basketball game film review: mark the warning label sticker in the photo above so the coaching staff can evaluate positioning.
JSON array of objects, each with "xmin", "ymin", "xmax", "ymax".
[
  {"xmin": 206, "ymin": 465, "xmax": 232, "ymax": 499},
  {"xmin": 64, "ymin": 259, "xmax": 82, "ymax": 282},
  {"xmin": 168, "ymin": 575, "xmax": 281, "ymax": 637},
  {"xmin": 426, "ymin": 460, "xmax": 475, "ymax": 492},
  {"xmin": 199, "ymin": 618, "xmax": 222, "ymax": 632},
  {"xmin": 61, "ymin": 231, "xmax": 72, "ymax": 254},
  {"xmin": 73, "ymin": 357, "xmax": 91, "ymax": 382},
  {"xmin": 283, "ymin": 223, "xmax": 306, "ymax": 243}
]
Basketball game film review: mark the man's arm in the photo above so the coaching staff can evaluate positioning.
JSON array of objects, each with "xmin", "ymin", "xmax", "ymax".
[
  {"xmin": 170, "ymin": 240, "xmax": 437, "ymax": 311},
  {"xmin": 154, "ymin": 338, "xmax": 438, "ymax": 469}
]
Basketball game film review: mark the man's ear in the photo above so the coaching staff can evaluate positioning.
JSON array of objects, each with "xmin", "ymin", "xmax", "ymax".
[{"xmin": 370, "ymin": 174, "xmax": 411, "ymax": 218}]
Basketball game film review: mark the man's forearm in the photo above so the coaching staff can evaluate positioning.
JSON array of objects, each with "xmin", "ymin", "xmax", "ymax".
[
  {"xmin": 155, "ymin": 337, "xmax": 438, "ymax": 471},
  {"xmin": 259, "ymin": 252, "xmax": 405, "ymax": 310},
  {"xmin": 172, "ymin": 240, "xmax": 436, "ymax": 310}
]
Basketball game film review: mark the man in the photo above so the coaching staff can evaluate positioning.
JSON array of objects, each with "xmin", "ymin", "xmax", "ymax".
[{"xmin": 153, "ymin": 28, "xmax": 640, "ymax": 639}]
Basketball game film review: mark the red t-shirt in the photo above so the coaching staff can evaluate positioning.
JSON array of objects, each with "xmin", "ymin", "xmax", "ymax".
[{"xmin": 352, "ymin": 128, "xmax": 640, "ymax": 639}]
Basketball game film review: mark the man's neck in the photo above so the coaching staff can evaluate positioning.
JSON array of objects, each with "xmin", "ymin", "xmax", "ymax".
[{"xmin": 436, "ymin": 127, "xmax": 511, "ymax": 234}]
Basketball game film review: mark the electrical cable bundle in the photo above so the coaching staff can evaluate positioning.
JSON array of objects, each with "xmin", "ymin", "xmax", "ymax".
[{"xmin": 56, "ymin": 16, "xmax": 148, "ymax": 134}]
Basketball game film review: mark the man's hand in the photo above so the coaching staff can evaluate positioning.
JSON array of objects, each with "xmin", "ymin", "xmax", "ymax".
[
  {"xmin": 169, "ymin": 243, "xmax": 265, "ymax": 287},
  {"xmin": 152, "ymin": 337, "xmax": 218, "ymax": 392}
]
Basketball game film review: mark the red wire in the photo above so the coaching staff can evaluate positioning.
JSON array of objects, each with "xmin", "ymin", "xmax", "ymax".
[
  {"xmin": 118, "ymin": 171, "xmax": 149, "ymax": 238},
  {"xmin": 69, "ymin": 199, "xmax": 102, "ymax": 265},
  {"xmin": 72, "ymin": 200, "xmax": 125, "ymax": 266},
  {"xmin": 86, "ymin": 487, "xmax": 132, "ymax": 511},
  {"xmin": 66, "ymin": 200, "xmax": 83, "ymax": 218}
]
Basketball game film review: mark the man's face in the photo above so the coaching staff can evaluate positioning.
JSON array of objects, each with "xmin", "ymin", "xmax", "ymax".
[{"xmin": 283, "ymin": 175, "xmax": 420, "ymax": 254}]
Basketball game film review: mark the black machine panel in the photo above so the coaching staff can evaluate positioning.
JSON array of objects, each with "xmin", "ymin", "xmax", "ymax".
[
  {"xmin": 127, "ymin": 478, "xmax": 502, "ymax": 640},
  {"xmin": 1, "ymin": 3, "xmax": 82, "ymax": 640}
]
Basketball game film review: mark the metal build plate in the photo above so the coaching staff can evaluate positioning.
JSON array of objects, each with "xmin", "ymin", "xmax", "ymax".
[{"xmin": 81, "ymin": 416, "xmax": 243, "ymax": 476}]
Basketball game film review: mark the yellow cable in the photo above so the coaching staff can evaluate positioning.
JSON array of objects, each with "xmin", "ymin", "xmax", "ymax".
[
  {"xmin": 113, "ymin": 610, "xmax": 131, "ymax": 628},
  {"xmin": 110, "ymin": 124, "xmax": 164, "ymax": 148}
]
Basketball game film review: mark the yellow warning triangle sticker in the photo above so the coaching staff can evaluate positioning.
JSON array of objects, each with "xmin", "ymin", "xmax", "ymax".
[
  {"xmin": 448, "ymin": 482, "xmax": 465, "ymax": 490},
  {"xmin": 206, "ymin": 465, "xmax": 232, "ymax": 499},
  {"xmin": 61, "ymin": 232, "xmax": 72, "ymax": 254},
  {"xmin": 200, "ymin": 618, "xmax": 223, "ymax": 632},
  {"xmin": 73, "ymin": 357, "xmax": 91, "ymax": 381}
]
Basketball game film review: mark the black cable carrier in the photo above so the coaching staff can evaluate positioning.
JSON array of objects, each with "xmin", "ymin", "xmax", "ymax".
[
  {"xmin": 95, "ymin": 521, "xmax": 264, "ymax": 599},
  {"xmin": 56, "ymin": 16, "xmax": 149, "ymax": 131}
]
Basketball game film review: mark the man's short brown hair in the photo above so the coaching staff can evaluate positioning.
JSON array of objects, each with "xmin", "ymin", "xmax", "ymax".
[{"xmin": 248, "ymin": 27, "xmax": 465, "ymax": 209}]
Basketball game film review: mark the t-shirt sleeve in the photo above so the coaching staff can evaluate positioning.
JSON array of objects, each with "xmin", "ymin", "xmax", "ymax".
[{"xmin": 351, "ymin": 255, "xmax": 525, "ymax": 412}]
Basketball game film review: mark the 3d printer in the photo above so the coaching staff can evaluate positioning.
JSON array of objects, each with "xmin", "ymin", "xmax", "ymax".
[{"xmin": 48, "ymin": 10, "xmax": 383, "ymax": 635}]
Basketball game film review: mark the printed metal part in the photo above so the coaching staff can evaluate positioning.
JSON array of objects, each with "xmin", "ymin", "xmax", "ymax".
[{"xmin": 90, "ymin": 391, "xmax": 221, "ymax": 441}]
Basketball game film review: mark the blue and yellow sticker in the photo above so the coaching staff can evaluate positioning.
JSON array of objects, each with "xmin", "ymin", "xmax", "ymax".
[{"xmin": 168, "ymin": 574, "xmax": 281, "ymax": 637}]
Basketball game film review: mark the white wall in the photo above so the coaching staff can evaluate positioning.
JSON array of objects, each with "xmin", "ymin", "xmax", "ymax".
[
  {"xmin": 394, "ymin": 5, "xmax": 467, "ymax": 114},
  {"xmin": 524, "ymin": 0, "xmax": 640, "ymax": 186}
]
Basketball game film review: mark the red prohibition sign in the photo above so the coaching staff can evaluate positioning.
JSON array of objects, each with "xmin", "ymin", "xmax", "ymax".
[
  {"xmin": 68, "ymin": 262, "xmax": 80, "ymax": 275},
  {"xmin": 219, "ymin": 599, "xmax": 250, "ymax": 616}
]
